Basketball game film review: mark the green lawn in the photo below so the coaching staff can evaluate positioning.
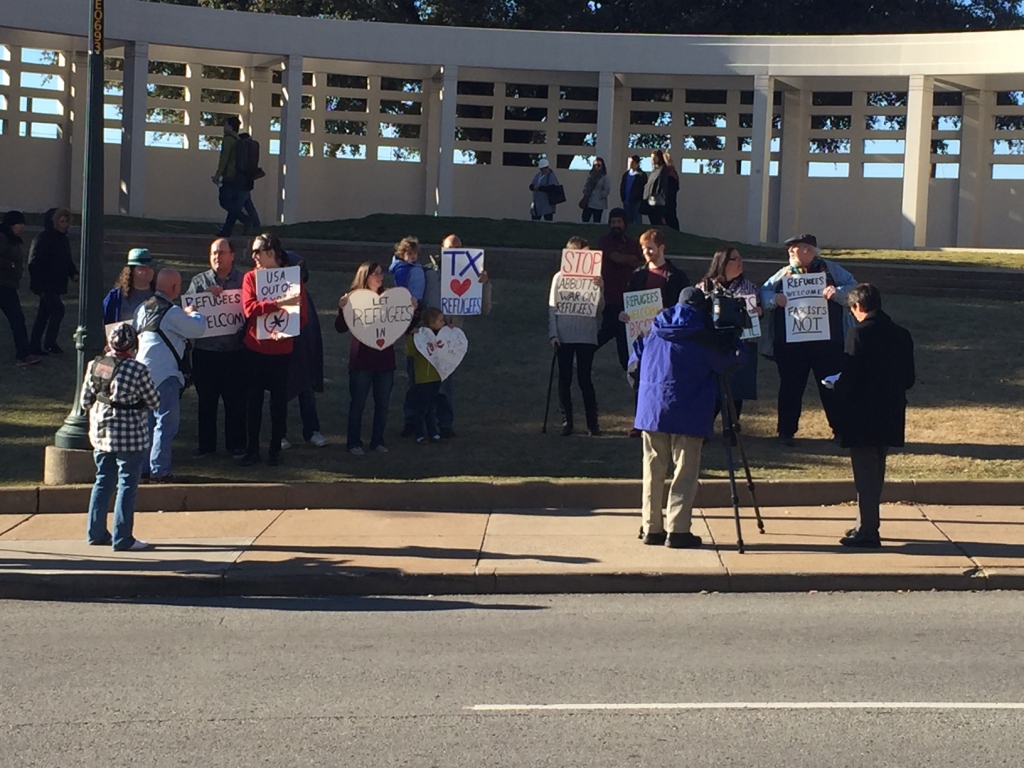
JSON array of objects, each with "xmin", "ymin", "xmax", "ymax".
[{"xmin": 2, "ymin": 257, "xmax": 1023, "ymax": 486}]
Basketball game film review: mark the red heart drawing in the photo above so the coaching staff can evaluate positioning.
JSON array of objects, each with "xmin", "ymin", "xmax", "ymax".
[
  {"xmin": 450, "ymin": 278, "xmax": 471, "ymax": 297},
  {"xmin": 375, "ymin": 338, "xmax": 386, "ymax": 348}
]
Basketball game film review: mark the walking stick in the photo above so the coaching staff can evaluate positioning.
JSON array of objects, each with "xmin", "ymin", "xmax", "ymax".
[{"xmin": 542, "ymin": 348, "xmax": 557, "ymax": 433}]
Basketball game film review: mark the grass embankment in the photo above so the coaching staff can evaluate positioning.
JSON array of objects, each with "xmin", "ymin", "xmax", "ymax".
[{"xmin": 2, "ymin": 251, "xmax": 1022, "ymax": 486}]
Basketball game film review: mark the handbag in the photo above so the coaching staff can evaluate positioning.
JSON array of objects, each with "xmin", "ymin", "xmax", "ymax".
[
  {"xmin": 544, "ymin": 184, "xmax": 567, "ymax": 206},
  {"xmin": 578, "ymin": 194, "xmax": 589, "ymax": 210}
]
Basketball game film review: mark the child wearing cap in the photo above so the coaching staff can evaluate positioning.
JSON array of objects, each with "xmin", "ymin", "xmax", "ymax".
[{"xmin": 102, "ymin": 248, "xmax": 156, "ymax": 325}]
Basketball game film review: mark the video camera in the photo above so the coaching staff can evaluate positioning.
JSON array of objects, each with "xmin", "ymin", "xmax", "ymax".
[{"xmin": 709, "ymin": 286, "xmax": 752, "ymax": 341}]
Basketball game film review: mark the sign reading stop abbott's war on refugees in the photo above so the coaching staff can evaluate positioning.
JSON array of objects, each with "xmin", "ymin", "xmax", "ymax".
[
  {"xmin": 440, "ymin": 248, "xmax": 485, "ymax": 316},
  {"xmin": 560, "ymin": 248, "xmax": 603, "ymax": 278},
  {"xmin": 342, "ymin": 287, "xmax": 415, "ymax": 350},
  {"xmin": 180, "ymin": 289, "xmax": 244, "ymax": 338},
  {"xmin": 739, "ymin": 295, "xmax": 762, "ymax": 341},
  {"xmin": 255, "ymin": 266, "xmax": 302, "ymax": 340},
  {"xmin": 622, "ymin": 288, "xmax": 663, "ymax": 350},
  {"xmin": 782, "ymin": 273, "xmax": 830, "ymax": 343},
  {"xmin": 554, "ymin": 275, "xmax": 601, "ymax": 318}
]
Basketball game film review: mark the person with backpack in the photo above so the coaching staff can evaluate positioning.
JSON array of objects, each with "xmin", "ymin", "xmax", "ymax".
[
  {"xmin": 213, "ymin": 117, "xmax": 263, "ymax": 237},
  {"xmin": 28, "ymin": 207, "xmax": 79, "ymax": 355},
  {"xmin": 81, "ymin": 323, "xmax": 161, "ymax": 551},
  {"xmin": 135, "ymin": 268, "xmax": 206, "ymax": 483}
]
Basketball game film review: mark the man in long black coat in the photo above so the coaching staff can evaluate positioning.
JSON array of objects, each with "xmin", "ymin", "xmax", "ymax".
[{"xmin": 833, "ymin": 283, "xmax": 915, "ymax": 548}]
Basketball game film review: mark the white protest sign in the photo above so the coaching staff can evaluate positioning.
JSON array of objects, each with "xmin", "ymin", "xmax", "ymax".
[
  {"xmin": 622, "ymin": 288, "xmax": 663, "ymax": 350},
  {"xmin": 553, "ymin": 275, "xmax": 601, "ymax": 318},
  {"xmin": 440, "ymin": 248, "xmax": 485, "ymax": 316},
  {"xmin": 342, "ymin": 287, "xmax": 415, "ymax": 350},
  {"xmin": 413, "ymin": 325, "xmax": 468, "ymax": 381},
  {"xmin": 180, "ymin": 289, "xmax": 244, "ymax": 338},
  {"xmin": 739, "ymin": 295, "xmax": 762, "ymax": 341},
  {"xmin": 560, "ymin": 248, "xmax": 603, "ymax": 278},
  {"xmin": 255, "ymin": 266, "xmax": 302, "ymax": 340},
  {"xmin": 782, "ymin": 273, "xmax": 830, "ymax": 343}
]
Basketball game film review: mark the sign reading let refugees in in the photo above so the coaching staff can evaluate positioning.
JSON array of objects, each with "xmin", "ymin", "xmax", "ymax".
[
  {"xmin": 255, "ymin": 266, "xmax": 302, "ymax": 340},
  {"xmin": 440, "ymin": 248, "xmax": 485, "ymax": 316},
  {"xmin": 782, "ymin": 273, "xmax": 830, "ymax": 343},
  {"xmin": 180, "ymin": 289, "xmax": 244, "ymax": 338},
  {"xmin": 622, "ymin": 288, "xmax": 663, "ymax": 350}
]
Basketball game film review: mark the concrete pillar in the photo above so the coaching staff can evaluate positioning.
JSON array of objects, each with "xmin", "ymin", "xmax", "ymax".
[
  {"xmin": 778, "ymin": 88, "xmax": 809, "ymax": 240},
  {"xmin": 68, "ymin": 51, "xmax": 89, "ymax": 214},
  {"xmin": 435, "ymin": 64, "xmax": 458, "ymax": 217},
  {"xmin": 956, "ymin": 89, "xmax": 991, "ymax": 248},
  {"xmin": 277, "ymin": 53, "xmax": 303, "ymax": 223},
  {"xmin": 745, "ymin": 75, "xmax": 775, "ymax": 244},
  {"xmin": 247, "ymin": 66, "xmax": 273, "ymax": 225},
  {"xmin": 423, "ymin": 69, "xmax": 443, "ymax": 215},
  {"xmin": 596, "ymin": 71, "xmax": 617, "ymax": 180},
  {"xmin": 118, "ymin": 41, "xmax": 149, "ymax": 216},
  {"xmin": 901, "ymin": 75, "xmax": 934, "ymax": 248}
]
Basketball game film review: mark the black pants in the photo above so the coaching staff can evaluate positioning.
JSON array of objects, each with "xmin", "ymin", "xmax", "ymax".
[
  {"xmin": 30, "ymin": 292, "xmax": 66, "ymax": 351},
  {"xmin": 774, "ymin": 340, "xmax": 843, "ymax": 437},
  {"xmin": 245, "ymin": 349, "xmax": 290, "ymax": 458},
  {"xmin": 851, "ymin": 445, "xmax": 888, "ymax": 537},
  {"xmin": 193, "ymin": 348, "xmax": 247, "ymax": 454},
  {"xmin": 409, "ymin": 380, "xmax": 441, "ymax": 440},
  {"xmin": 581, "ymin": 207, "xmax": 603, "ymax": 223},
  {"xmin": 596, "ymin": 304, "xmax": 629, "ymax": 371},
  {"xmin": 0, "ymin": 286, "xmax": 30, "ymax": 361},
  {"xmin": 557, "ymin": 343, "xmax": 598, "ymax": 429}
]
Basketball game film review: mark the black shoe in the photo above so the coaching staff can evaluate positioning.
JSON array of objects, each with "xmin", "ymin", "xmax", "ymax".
[
  {"xmin": 267, "ymin": 453, "xmax": 281, "ymax": 467},
  {"xmin": 87, "ymin": 535, "xmax": 112, "ymax": 546},
  {"xmin": 560, "ymin": 422, "xmax": 573, "ymax": 437},
  {"xmin": 400, "ymin": 424, "xmax": 415, "ymax": 438},
  {"xmin": 44, "ymin": 344, "xmax": 64, "ymax": 355},
  {"xmin": 192, "ymin": 449, "xmax": 214, "ymax": 459},
  {"xmin": 777, "ymin": 434, "xmax": 796, "ymax": 447},
  {"xmin": 29, "ymin": 347, "xmax": 48, "ymax": 357},
  {"xmin": 588, "ymin": 425, "xmax": 602, "ymax": 437},
  {"xmin": 639, "ymin": 527, "xmax": 667, "ymax": 546},
  {"xmin": 840, "ymin": 533, "xmax": 881, "ymax": 548},
  {"xmin": 666, "ymin": 532, "xmax": 703, "ymax": 549},
  {"xmin": 845, "ymin": 526, "xmax": 859, "ymax": 538},
  {"xmin": 439, "ymin": 426, "xmax": 456, "ymax": 439},
  {"xmin": 240, "ymin": 453, "xmax": 261, "ymax": 467},
  {"xmin": 150, "ymin": 473, "xmax": 179, "ymax": 484},
  {"xmin": 230, "ymin": 448, "xmax": 247, "ymax": 460}
]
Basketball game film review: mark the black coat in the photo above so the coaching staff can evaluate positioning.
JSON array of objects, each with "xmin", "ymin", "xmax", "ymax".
[
  {"xmin": 626, "ymin": 259, "xmax": 690, "ymax": 309},
  {"xmin": 835, "ymin": 310, "xmax": 915, "ymax": 448},
  {"xmin": 28, "ymin": 208, "xmax": 78, "ymax": 296},
  {"xmin": 620, "ymin": 170, "xmax": 648, "ymax": 205}
]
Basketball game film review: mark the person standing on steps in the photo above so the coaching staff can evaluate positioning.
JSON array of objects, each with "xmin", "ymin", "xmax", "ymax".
[
  {"xmin": 641, "ymin": 150, "xmax": 668, "ymax": 226},
  {"xmin": 620, "ymin": 155, "xmax": 647, "ymax": 226},
  {"xmin": 529, "ymin": 158, "xmax": 560, "ymax": 222},
  {"xmin": 0, "ymin": 210, "xmax": 40, "ymax": 367},
  {"xmin": 662, "ymin": 151, "xmax": 681, "ymax": 231},
  {"xmin": 580, "ymin": 157, "xmax": 611, "ymax": 224},
  {"xmin": 28, "ymin": 207, "xmax": 78, "ymax": 356}
]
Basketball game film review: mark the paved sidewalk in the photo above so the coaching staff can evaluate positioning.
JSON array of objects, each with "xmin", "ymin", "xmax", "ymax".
[{"xmin": 1, "ymin": 504, "xmax": 1023, "ymax": 599}]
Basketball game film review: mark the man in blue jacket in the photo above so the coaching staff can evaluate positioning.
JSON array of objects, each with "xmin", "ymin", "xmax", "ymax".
[{"xmin": 629, "ymin": 287, "xmax": 745, "ymax": 548}]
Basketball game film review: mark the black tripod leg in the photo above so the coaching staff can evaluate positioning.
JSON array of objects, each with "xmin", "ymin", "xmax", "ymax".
[
  {"xmin": 542, "ymin": 348, "xmax": 557, "ymax": 433},
  {"xmin": 724, "ymin": 388, "xmax": 766, "ymax": 535},
  {"xmin": 719, "ymin": 376, "xmax": 745, "ymax": 554}
]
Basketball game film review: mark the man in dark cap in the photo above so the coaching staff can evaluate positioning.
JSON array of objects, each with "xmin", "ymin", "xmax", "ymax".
[
  {"xmin": 759, "ymin": 234, "xmax": 857, "ymax": 446},
  {"xmin": 0, "ymin": 210, "xmax": 40, "ymax": 367}
]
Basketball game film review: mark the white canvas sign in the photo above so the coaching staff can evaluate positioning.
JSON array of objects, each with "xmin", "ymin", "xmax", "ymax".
[
  {"xmin": 440, "ymin": 248, "xmax": 485, "ymax": 316},
  {"xmin": 342, "ymin": 287, "xmax": 416, "ymax": 350},
  {"xmin": 413, "ymin": 325, "xmax": 468, "ymax": 381},
  {"xmin": 622, "ymin": 288, "xmax": 663, "ymax": 350},
  {"xmin": 255, "ymin": 266, "xmax": 302, "ymax": 340},
  {"xmin": 560, "ymin": 248, "xmax": 603, "ymax": 278},
  {"xmin": 180, "ymin": 289, "xmax": 244, "ymax": 338},
  {"xmin": 782, "ymin": 273, "xmax": 830, "ymax": 343},
  {"xmin": 739, "ymin": 295, "xmax": 762, "ymax": 341},
  {"xmin": 554, "ymin": 275, "xmax": 601, "ymax": 318}
]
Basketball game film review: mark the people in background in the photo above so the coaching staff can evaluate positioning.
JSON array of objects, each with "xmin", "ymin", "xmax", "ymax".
[
  {"xmin": 28, "ymin": 207, "xmax": 78, "ymax": 355},
  {"xmin": 662, "ymin": 151, "xmax": 681, "ymax": 231},
  {"xmin": 596, "ymin": 208, "xmax": 644, "ymax": 371},
  {"xmin": 620, "ymin": 155, "xmax": 647, "ymax": 226},
  {"xmin": 580, "ymin": 157, "xmax": 611, "ymax": 224},
  {"xmin": 103, "ymin": 248, "xmax": 155, "ymax": 325},
  {"xmin": 529, "ymin": 158, "xmax": 560, "ymax": 222},
  {"xmin": 642, "ymin": 150, "xmax": 668, "ymax": 226},
  {"xmin": 0, "ymin": 210, "xmax": 39, "ymax": 367}
]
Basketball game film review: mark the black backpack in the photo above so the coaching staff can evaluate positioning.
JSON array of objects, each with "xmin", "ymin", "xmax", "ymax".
[
  {"xmin": 235, "ymin": 133, "xmax": 266, "ymax": 181},
  {"xmin": 139, "ymin": 296, "xmax": 194, "ymax": 393},
  {"xmin": 90, "ymin": 355, "xmax": 147, "ymax": 410}
]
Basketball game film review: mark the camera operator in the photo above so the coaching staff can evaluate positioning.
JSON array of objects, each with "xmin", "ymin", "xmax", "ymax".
[{"xmin": 629, "ymin": 287, "xmax": 745, "ymax": 549}]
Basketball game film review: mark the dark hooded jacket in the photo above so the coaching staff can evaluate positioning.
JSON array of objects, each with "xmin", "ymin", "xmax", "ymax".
[
  {"xmin": 28, "ymin": 208, "xmax": 79, "ymax": 295},
  {"xmin": 629, "ymin": 303, "xmax": 745, "ymax": 439},
  {"xmin": 0, "ymin": 223, "xmax": 24, "ymax": 290}
]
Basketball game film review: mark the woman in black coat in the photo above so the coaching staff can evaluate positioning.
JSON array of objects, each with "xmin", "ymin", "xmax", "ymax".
[{"xmin": 28, "ymin": 207, "xmax": 78, "ymax": 355}]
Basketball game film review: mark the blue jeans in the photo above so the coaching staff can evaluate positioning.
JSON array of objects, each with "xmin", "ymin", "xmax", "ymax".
[
  {"xmin": 347, "ymin": 369, "xmax": 394, "ymax": 449},
  {"xmin": 624, "ymin": 201, "xmax": 642, "ymax": 225},
  {"xmin": 437, "ymin": 373, "xmax": 455, "ymax": 431},
  {"xmin": 218, "ymin": 179, "xmax": 249, "ymax": 236},
  {"xmin": 149, "ymin": 377, "xmax": 181, "ymax": 478},
  {"xmin": 87, "ymin": 449, "xmax": 146, "ymax": 549},
  {"xmin": 298, "ymin": 389, "xmax": 321, "ymax": 441},
  {"xmin": 0, "ymin": 285, "xmax": 30, "ymax": 361}
]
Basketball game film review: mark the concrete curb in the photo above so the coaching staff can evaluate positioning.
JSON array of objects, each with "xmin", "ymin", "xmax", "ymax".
[{"xmin": 7, "ymin": 478, "xmax": 1024, "ymax": 514}]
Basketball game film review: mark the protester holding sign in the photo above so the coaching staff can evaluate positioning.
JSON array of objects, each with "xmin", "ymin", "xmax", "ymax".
[
  {"xmin": 595, "ymin": 209, "xmax": 643, "ymax": 371},
  {"xmin": 240, "ymin": 233, "xmax": 306, "ymax": 467},
  {"xmin": 186, "ymin": 238, "xmax": 247, "ymax": 459},
  {"xmin": 759, "ymin": 233, "xmax": 856, "ymax": 446},
  {"xmin": 697, "ymin": 247, "xmax": 761, "ymax": 429},
  {"xmin": 336, "ymin": 262, "xmax": 401, "ymax": 455},
  {"xmin": 548, "ymin": 237, "xmax": 605, "ymax": 437}
]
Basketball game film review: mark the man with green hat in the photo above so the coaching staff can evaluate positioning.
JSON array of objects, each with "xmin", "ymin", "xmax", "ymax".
[{"xmin": 102, "ymin": 248, "xmax": 156, "ymax": 325}]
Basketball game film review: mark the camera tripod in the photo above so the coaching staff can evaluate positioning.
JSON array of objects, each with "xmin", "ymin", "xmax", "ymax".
[{"xmin": 718, "ymin": 374, "xmax": 765, "ymax": 554}]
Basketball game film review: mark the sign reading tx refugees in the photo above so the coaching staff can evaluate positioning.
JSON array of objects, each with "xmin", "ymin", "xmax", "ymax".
[
  {"xmin": 553, "ymin": 275, "xmax": 601, "ymax": 318},
  {"xmin": 782, "ymin": 273, "xmax": 830, "ymax": 343},
  {"xmin": 440, "ymin": 248, "xmax": 485, "ymax": 316},
  {"xmin": 342, "ymin": 287, "xmax": 415, "ymax": 350},
  {"xmin": 560, "ymin": 248, "xmax": 603, "ymax": 278},
  {"xmin": 180, "ymin": 289, "xmax": 244, "ymax": 338},
  {"xmin": 622, "ymin": 288, "xmax": 663, "ymax": 350},
  {"xmin": 255, "ymin": 266, "xmax": 302, "ymax": 340}
]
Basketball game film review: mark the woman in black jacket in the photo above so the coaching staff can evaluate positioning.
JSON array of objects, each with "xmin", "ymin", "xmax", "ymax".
[{"xmin": 28, "ymin": 207, "xmax": 79, "ymax": 355}]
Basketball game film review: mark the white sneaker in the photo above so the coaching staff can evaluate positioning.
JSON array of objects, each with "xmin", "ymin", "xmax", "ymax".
[
  {"xmin": 349, "ymin": 446, "xmax": 365, "ymax": 456},
  {"xmin": 373, "ymin": 445, "xmax": 389, "ymax": 454},
  {"xmin": 280, "ymin": 438, "xmax": 291, "ymax": 450},
  {"xmin": 309, "ymin": 432, "xmax": 329, "ymax": 447},
  {"xmin": 126, "ymin": 539, "xmax": 151, "ymax": 551}
]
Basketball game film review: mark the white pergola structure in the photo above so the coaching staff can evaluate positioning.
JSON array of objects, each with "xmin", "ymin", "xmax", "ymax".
[{"xmin": 2, "ymin": 0, "xmax": 1022, "ymax": 248}]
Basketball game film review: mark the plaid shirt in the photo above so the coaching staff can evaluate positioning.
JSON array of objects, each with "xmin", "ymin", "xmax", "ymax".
[{"xmin": 81, "ymin": 356, "xmax": 161, "ymax": 453}]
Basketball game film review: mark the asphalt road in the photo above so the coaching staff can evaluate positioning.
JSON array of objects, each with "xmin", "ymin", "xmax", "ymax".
[{"xmin": 3, "ymin": 593, "xmax": 1024, "ymax": 767}]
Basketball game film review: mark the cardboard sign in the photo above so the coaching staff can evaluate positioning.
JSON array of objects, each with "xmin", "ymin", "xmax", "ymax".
[
  {"xmin": 413, "ymin": 325, "xmax": 468, "ymax": 381},
  {"xmin": 782, "ymin": 273, "xmax": 830, "ymax": 343},
  {"xmin": 180, "ymin": 289, "xmax": 244, "ymax": 338},
  {"xmin": 342, "ymin": 287, "xmax": 415, "ymax": 350},
  {"xmin": 255, "ymin": 266, "xmax": 302, "ymax": 340},
  {"xmin": 622, "ymin": 288, "xmax": 663, "ymax": 350},
  {"xmin": 739, "ymin": 295, "xmax": 762, "ymax": 341},
  {"xmin": 440, "ymin": 248, "xmax": 485, "ymax": 316},
  {"xmin": 553, "ymin": 275, "xmax": 601, "ymax": 318},
  {"xmin": 560, "ymin": 248, "xmax": 603, "ymax": 278}
]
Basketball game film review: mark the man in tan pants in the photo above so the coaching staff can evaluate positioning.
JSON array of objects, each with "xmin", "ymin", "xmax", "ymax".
[{"xmin": 628, "ymin": 286, "xmax": 744, "ymax": 548}]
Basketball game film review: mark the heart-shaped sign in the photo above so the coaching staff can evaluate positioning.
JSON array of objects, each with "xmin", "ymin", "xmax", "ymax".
[
  {"xmin": 450, "ymin": 278, "xmax": 471, "ymax": 297},
  {"xmin": 342, "ymin": 287, "xmax": 415, "ymax": 351},
  {"xmin": 413, "ymin": 326, "xmax": 468, "ymax": 381}
]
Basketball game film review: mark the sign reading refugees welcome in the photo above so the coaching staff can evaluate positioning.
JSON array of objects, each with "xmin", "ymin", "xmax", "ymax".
[
  {"xmin": 782, "ymin": 273, "xmax": 830, "ymax": 343},
  {"xmin": 180, "ymin": 289, "xmax": 244, "ymax": 338},
  {"xmin": 622, "ymin": 288, "xmax": 663, "ymax": 350}
]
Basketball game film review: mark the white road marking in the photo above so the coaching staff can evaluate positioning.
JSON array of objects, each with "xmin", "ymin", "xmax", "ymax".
[{"xmin": 468, "ymin": 702, "xmax": 1024, "ymax": 712}]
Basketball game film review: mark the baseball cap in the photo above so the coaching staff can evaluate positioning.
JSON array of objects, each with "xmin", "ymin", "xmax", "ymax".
[
  {"xmin": 537, "ymin": 158, "xmax": 550, "ymax": 169},
  {"xmin": 784, "ymin": 234, "xmax": 818, "ymax": 248},
  {"xmin": 126, "ymin": 248, "xmax": 153, "ymax": 266}
]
